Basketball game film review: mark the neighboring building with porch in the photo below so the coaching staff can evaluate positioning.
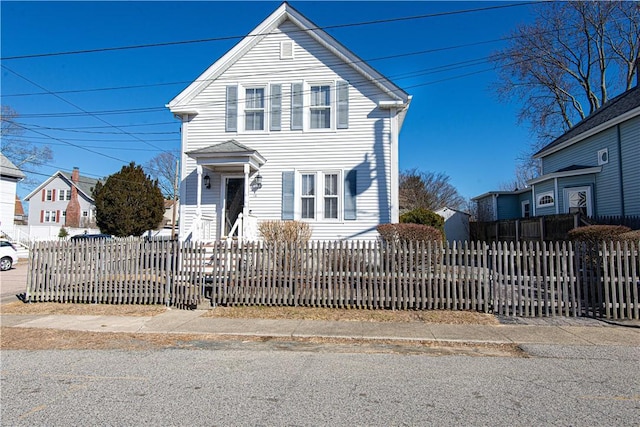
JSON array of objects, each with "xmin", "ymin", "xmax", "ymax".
[
  {"xmin": 168, "ymin": 2, "xmax": 411, "ymax": 242},
  {"xmin": 473, "ymin": 85, "xmax": 640, "ymax": 224}
]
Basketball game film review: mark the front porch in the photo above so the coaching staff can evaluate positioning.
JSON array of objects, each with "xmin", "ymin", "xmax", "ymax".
[{"xmin": 183, "ymin": 140, "xmax": 266, "ymax": 242}]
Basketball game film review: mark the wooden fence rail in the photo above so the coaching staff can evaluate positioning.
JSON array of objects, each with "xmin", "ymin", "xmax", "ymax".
[{"xmin": 25, "ymin": 239, "xmax": 640, "ymax": 320}]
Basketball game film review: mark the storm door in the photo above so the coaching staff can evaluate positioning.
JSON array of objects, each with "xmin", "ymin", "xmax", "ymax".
[
  {"xmin": 224, "ymin": 177, "xmax": 244, "ymax": 237},
  {"xmin": 565, "ymin": 187, "xmax": 592, "ymax": 217}
]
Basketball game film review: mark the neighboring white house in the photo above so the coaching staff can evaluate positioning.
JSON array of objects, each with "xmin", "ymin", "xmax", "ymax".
[
  {"xmin": 167, "ymin": 2, "xmax": 411, "ymax": 242},
  {"xmin": 435, "ymin": 207, "xmax": 470, "ymax": 244},
  {"xmin": 24, "ymin": 168, "xmax": 100, "ymax": 228},
  {"xmin": 0, "ymin": 153, "xmax": 25, "ymax": 232}
]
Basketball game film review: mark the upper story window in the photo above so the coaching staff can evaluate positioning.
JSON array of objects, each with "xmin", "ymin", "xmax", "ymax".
[
  {"xmin": 244, "ymin": 87, "xmax": 265, "ymax": 131},
  {"xmin": 537, "ymin": 192, "xmax": 555, "ymax": 208},
  {"xmin": 310, "ymin": 85, "xmax": 331, "ymax": 129},
  {"xmin": 46, "ymin": 190, "xmax": 53, "ymax": 201},
  {"xmin": 59, "ymin": 189, "xmax": 71, "ymax": 201}
]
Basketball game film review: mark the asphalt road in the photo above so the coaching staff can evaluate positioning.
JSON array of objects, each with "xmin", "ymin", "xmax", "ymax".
[
  {"xmin": 2, "ymin": 344, "xmax": 639, "ymax": 426},
  {"xmin": 0, "ymin": 259, "xmax": 27, "ymax": 304}
]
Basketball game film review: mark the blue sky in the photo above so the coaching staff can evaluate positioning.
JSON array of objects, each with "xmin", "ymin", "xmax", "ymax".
[{"xmin": 1, "ymin": 1, "xmax": 537, "ymax": 208}]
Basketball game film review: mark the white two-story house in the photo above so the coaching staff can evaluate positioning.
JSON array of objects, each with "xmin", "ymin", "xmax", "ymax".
[{"xmin": 168, "ymin": 2, "xmax": 411, "ymax": 241}]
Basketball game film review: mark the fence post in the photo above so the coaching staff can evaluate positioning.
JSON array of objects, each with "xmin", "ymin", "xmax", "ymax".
[{"xmin": 539, "ymin": 216, "xmax": 545, "ymax": 242}]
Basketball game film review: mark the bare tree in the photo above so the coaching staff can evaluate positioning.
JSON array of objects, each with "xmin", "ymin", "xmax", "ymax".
[
  {"xmin": 145, "ymin": 151, "xmax": 179, "ymax": 199},
  {"xmin": 1, "ymin": 105, "xmax": 53, "ymax": 183},
  {"xmin": 492, "ymin": 1, "xmax": 639, "ymax": 173},
  {"xmin": 399, "ymin": 168, "xmax": 464, "ymax": 213}
]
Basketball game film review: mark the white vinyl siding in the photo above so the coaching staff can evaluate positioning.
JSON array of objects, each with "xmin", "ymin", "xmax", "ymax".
[{"xmin": 178, "ymin": 20, "xmax": 400, "ymax": 240}]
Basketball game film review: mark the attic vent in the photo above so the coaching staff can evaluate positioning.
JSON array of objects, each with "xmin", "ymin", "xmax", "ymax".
[
  {"xmin": 597, "ymin": 148, "xmax": 608, "ymax": 165},
  {"xmin": 280, "ymin": 41, "xmax": 294, "ymax": 59}
]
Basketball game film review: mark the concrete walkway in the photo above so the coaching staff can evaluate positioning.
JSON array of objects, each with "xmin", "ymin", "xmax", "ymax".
[{"xmin": 3, "ymin": 308, "xmax": 640, "ymax": 347}]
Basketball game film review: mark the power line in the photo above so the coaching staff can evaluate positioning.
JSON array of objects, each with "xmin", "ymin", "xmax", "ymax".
[
  {"xmin": 2, "ymin": 65, "xmax": 177, "ymax": 158},
  {"xmin": 17, "ymin": 122, "xmax": 178, "ymax": 135},
  {"xmin": 1, "ymin": 2, "xmax": 537, "ymax": 61}
]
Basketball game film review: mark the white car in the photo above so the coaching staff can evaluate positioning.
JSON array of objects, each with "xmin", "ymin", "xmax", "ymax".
[{"xmin": 0, "ymin": 240, "xmax": 18, "ymax": 271}]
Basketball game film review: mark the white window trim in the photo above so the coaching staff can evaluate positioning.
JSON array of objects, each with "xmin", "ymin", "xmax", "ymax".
[
  {"xmin": 46, "ymin": 189, "xmax": 53, "ymax": 201},
  {"xmin": 536, "ymin": 191, "xmax": 555, "ymax": 208},
  {"xmin": 304, "ymin": 81, "xmax": 337, "ymax": 132},
  {"xmin": 239, "ymin": 83, "xmax": 268, "ymax": 133},
  {"xmin": 295, "ymin": 170, "xmax": 343, "ymax": 222},
  {"xmin": 280, "ymin": 41, "xmax": 294, "ymax": 60},
  {"xmin": 44, "ymin": 210, "xmax": 57, "ymax": 223}
]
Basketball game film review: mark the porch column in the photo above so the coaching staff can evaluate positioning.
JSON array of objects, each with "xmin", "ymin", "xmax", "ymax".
[
  {"xmin": 243, "ymin": 163, "xmax": 250, "ymax": 217},
  {"xmin": 196, "ymin": 165, "xmax": 203, "ymax": 214}
]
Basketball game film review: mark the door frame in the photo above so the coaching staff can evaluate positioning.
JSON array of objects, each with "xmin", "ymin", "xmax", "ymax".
[{"xmin": 563, "ymin": 186, "xmax": 593, "ymax": 217}]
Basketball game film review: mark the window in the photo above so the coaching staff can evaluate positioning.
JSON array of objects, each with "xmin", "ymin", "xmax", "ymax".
[
  {"xmin": 522, "ymin": 201, "xmax": 531, "ymax": 218},
  {"xmin": 43, "ymin": 210, "xmax": 56, "ymax": 223},
  {"xmin": 46, "ymin": 190, "xmax": 52, "ymax": 201},
  {"xmin": 597, "ymin": 148, "xmax": 608, "ymax": 165},
  {"xmin": 310, "ymin": 85, "xmax": 331, "ymax": 129},
  {"xmin": 244, "ymin": 87, "xmax": 265, "ymax": 131},
  {"xmin": 82, "ymin": 211, "xmax": 89, "ymax": 217},
  {"xmin": 59, "ymin": 189, "xmax": 71, "ymax": 201},
  {"xmin": 301, "ymin": 174, "xmax": 315, "ymax": 219},
  {"xmin": 324, "ymin": 173, "xmax": 338, "ymax": 219},
  {"xmin": 536, "ymin": 192, "xmax": 555, "ymax": 208}
]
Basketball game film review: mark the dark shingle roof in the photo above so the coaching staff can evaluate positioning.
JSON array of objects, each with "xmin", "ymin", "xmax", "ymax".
[
  {"xmin": 59, "ymin": 171, "xmax": 100, "ymax": 198},
  {"xmin": 535, "ymin": 86, "xmax": 640, "ymax": 157}
]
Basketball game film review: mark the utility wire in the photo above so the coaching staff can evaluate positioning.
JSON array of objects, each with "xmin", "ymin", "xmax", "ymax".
[
  {"xmin": 2, "ymin": 65, "xmax": 177, "ymax": 159},
  {"xmin": 1, "ymin": 2, "xmax": 538, "ymax": 61}
]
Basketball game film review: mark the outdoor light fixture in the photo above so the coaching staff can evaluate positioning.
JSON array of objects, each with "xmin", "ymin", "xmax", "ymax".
[
  {"xmin": 203, "ymin": 174, "xmax": 211, "ymax": 189},
  {"xmin": 255, "ymin": 174, "xmax": 263, "ymax": 189}
]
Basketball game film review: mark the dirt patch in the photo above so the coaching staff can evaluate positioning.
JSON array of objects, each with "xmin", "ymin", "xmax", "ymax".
[
  {"xmin": 1, "ymin": 301, "xmax": 168, "ymax": 317},
  {"xmin": 202, "ymin": 306, "xmax": 500, "ymax": 325},
  {"xmin": 0, "ymin": 327, "xmax": 525, "ymax": 357},
  {"xmin": 1, "ymin": 301, "xmax": 498, "ymax": 324}
]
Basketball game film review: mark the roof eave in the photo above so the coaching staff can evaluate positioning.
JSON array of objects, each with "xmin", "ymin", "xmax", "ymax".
[{"xmin": 534, "ymin": 105, "xmax": 640, "ymax": 159}]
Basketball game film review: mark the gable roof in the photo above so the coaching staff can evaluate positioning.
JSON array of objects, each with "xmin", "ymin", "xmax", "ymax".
[
  {"xmin": 24, "ymin": 170, "xmax": 100, "ymax": 201},
  {"xmin": 534, "ymin": 86, "xmax": 640, "ymax": 159},
  {"xmin": 0, "ymin": 153, "xmax": 25, "ymax": 180},
  {"xmin": 167, "ymin": 2, "xmax": 411, "ymax": 112}
]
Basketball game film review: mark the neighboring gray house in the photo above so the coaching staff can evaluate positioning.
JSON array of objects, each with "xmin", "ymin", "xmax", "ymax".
[
  {"xmin": 0, "ymin": 153, "xmax": 25, "ymax": 231},
  {"xmin": 435, "ymin": 206, "xmax": 470, "ymax": 244},
  {"xmin": 24, "ymin": 168, "xmax": 100, "ymax": 227},
  {"xmin": 168, "ymin": 3, "xmax": 412, "ymax": 241},
  {"xmin": 474, "ymin": 85, "xmax": 640, "ymax": 221}
]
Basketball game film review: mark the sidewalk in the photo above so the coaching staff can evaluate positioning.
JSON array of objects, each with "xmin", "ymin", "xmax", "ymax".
[{"xmin": 3, "ymin": 309, "xmax": 640, "ymax": 347}]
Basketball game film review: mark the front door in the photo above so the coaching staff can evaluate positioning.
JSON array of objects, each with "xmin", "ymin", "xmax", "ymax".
[
  {"xmin": 565, "ymin": 187, "xmax": 592, "ymax": 217},
  {"xmin": 224, "ymin": 177, "xmax": 244, "ymax": 237}
]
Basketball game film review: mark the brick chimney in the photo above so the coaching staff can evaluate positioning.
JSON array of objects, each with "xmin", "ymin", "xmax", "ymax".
[{"xmin": 65, "ymin": 167, "xmax": 81, "ymax": 228}]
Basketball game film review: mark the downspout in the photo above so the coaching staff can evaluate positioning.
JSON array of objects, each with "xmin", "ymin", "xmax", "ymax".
[
  {"xmin": 616, "ymin": 124, "xmax": 625, "ymax": 217},
  {"xmin": 554, "ymin": 177, "xmax": 559, "ymax": 214}
]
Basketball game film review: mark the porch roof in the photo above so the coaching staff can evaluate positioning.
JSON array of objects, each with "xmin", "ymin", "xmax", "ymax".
[{"xmin": 186, "ymin": 140, "xmax": 266, "ymax": 171}]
